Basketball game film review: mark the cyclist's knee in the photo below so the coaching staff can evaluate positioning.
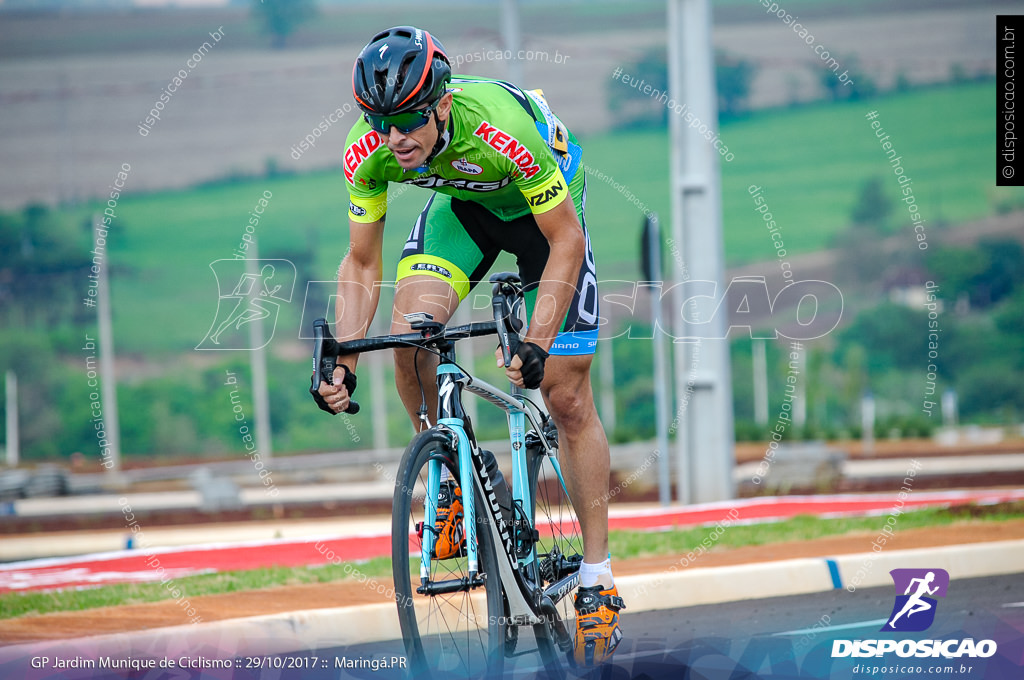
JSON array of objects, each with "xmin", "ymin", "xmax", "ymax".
[
  {"xmin": 544, "ymin": 383, "xmax": 592, "ymax": 434},
  {"xmin": 393, "ymin": 347, "xmax": 425, "ymax": 379}
]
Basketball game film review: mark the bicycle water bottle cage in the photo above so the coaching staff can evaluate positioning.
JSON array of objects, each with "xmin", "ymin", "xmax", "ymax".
[{"xmin": 404, "ymin": 312, "xmax": 445, "ymax": 337}]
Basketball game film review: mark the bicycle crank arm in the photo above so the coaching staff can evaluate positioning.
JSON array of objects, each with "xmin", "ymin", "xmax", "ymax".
[{"xmin": 538, "ymin": 595, "xmax": 573, "ymax": 651}]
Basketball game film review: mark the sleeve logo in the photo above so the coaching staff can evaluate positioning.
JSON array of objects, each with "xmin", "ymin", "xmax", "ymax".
[
  {"xmin": 348, "ymin": 202, "xmax": 367, "ymax": 217},
  {"xmin": 473, "ymin": 120, "xmax": 541, "ymax": 180},
  {"xmin": 527, "ymin": 179, "xmax": 565, "ymax": 206},
  {"xmin": 344, "ymin": 130, "xmax": 383, "ymax": 184}
]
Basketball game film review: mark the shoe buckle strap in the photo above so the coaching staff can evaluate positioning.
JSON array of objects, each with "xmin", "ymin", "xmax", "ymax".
[{"xmin": 605, "ymin": 595, "xmax": 625, "ymax": 611}]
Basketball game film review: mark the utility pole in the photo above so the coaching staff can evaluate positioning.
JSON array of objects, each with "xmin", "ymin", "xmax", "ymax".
[
  {"xmin": 753, "ymin": 339, "xmax": 768, "ymax": 426},
  {"xmin": 667, "ymin": 0, "xmax": 735, "ymax": 503},
  {"xmin": 245, "ymin": 246, "xmax": 273, "ymax": 461},
  {"xmin": 501, "ymin": 0, "xmax": 524, "ymax": 85},
  {"xmin": 642, "ymin": 214, "xmax": 672, "ymax": 506},
  {"xmin": 95, "ymin": 214, "xmax": 121, "ymax": 472},
  {"xmin": 4, "ymin": 371, "xmax": 17, "ymax": 467}
]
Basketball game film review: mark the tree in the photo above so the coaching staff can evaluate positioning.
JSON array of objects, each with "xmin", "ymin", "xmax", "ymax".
[
  {"xmin": 716, "ymin": 51, "xmax": 755, "ymax": 119},
  {"xmin": 829, "ymin": 177, "xmax": 892, "ymax": 285},
  {"xmin": 957, "ymin": 364, "xmax": 1024, "ymax": 420},
  {"xmin": 252, "ymin": 0, "xmax": 317, "ymax": 49},
  {"xmin": 0, "ymin": 204, "xmax": 91, "ymax": 328},
  {"xmin": 607, "ymin": 48, "xmax": 670, "ymax": 130},
  {"xmin": 849, "ymin": 176, "xmax": 893, "ymax": 227},
  {"xmin": 608, "ymin": 47, "xmax": 757, "ymax": 129},
  {"xmin": 837, "ymin": 303, "xmax": 929, "ymax": 375},
  {"xmin": 927, "ymin": 239, "xmax": 1024, "ymax": 309},
  {"xmin": 819, "ymin": 56, "xmax": 876, "ymax": 102}
]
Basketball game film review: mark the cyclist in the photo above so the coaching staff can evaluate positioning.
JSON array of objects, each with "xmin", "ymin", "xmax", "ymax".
[{"xmin": 314, "ymin": 26, "xmax": 624, "ymax": 667}]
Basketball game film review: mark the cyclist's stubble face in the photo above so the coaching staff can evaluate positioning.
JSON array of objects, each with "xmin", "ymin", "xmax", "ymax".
[{"xmin": 384, "ymin": 93, "xmax": 453, "ymax": 170}]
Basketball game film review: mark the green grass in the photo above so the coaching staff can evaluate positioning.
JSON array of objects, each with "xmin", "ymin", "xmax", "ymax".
[
  {"xmin": 2, "ymin": 503, "xmax": 1020, "ymax": 621},
  {"xmin": 0, "ymin": 556, "xmax": 393, "ymax": 621},
  {"xmin": 583, "ymin": 81, "xmax": 1024, "ymax": 275},
  {"xmin": 609, "ymin": 502, "xmax": 1024, "ymax": 559},
  {"xmin": 64, "ymin": 81, "xmax": 1021, "ymax": 354}
]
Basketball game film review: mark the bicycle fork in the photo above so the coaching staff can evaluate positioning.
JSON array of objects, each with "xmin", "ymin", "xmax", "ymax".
[{"xmin": 413, "ymin": 419, "xmax": 481, "ymax": 585}]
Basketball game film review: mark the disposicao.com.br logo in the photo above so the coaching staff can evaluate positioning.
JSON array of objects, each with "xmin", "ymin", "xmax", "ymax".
[{"xmin": 832, "ymin": 568, "xmax": 998, "ymax": 659}]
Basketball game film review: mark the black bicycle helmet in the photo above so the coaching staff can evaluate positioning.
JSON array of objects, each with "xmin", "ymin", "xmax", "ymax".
[{"xmin": 352, "ymin": 26, "xmax": 451, "ymax": 115}]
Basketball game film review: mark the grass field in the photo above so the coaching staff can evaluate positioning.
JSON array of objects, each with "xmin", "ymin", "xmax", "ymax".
[
  {"xmin": 3, "ymin": 503, "xmax": 1021, "ymax": 620},
  {"xmin": 60, "ymin": 80, "xmax": 1021, "ymax": 354}
]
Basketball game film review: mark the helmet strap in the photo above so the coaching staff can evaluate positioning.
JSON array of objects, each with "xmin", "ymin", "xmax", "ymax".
[{"xmin": 416, "ymin": 112, "xmax": 450, "ymax": 172}]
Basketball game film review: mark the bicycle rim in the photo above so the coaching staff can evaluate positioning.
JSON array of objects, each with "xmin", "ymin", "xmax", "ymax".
[
  {"xmin": 392, "ymin": 429, "xmax": 505, "ymax": 679},
  {"xmin": 527, "ymin": 443, "xmax": 585, "ymax": 671}
]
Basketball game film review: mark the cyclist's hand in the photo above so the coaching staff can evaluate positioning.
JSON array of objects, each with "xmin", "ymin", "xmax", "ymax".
[
  {"xmin": 311, "ymin": 364, "xmax": 357, "ymax": 414},
  {"xmin": 495, "ymin": 342, "xmax": 548, "ymax": 390}
]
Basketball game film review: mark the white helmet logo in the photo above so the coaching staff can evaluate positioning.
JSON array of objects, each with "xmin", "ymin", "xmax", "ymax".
[{"xmin": 378, "ymin": 44, "xmax": 388, "ymax": 58}]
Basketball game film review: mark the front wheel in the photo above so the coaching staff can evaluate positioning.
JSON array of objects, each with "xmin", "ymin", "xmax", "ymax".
[{"xmin": 391, "ymin": 429, "xmax": 505, "ymax": 679}]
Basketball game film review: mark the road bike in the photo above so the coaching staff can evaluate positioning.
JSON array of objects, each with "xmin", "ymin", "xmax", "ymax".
[{"xmin": 312, "ymin": 273, "xmax": 584, "ymax": 678}]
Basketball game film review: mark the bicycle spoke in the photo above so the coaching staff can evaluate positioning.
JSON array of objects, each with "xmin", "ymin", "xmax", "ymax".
[
  {"xmin": 529, "ymin": 448, "xmax": 584, "ymax": 665},
  {"xmin": 392, "ymin": 431, "xmax": 503, "ymax": 679}
]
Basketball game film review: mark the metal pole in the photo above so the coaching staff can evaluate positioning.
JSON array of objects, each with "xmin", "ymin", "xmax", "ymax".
[
  {"xmin": 96, "ymin": 214, "xmax": 121, "ymax": 472},
  {"xmin": 668, "ymin": 0, "xmax": 735, "ymax": 503},
  {"xmin": 4, "ymin": 371, "xmax": 17, "ymax": 467},
  {"xmin": 500, "ymin": 0, "xmax": 524, "ymax": 85},
  {"xmin": 245, "ymin": 245, "xmax": 272, "ymax": 461},
  {"xmin": 942, "ymin": 388, "xmax": 958, "ymax": 427},
  {"xmin": 58, "ymin": 71, "xmax": 75, "ymax": 205},
  {"xmin": 753, "ymin": 339, "xmax": 768, "ymax": 426},
  {"xmin": 646, "ymin": 215, "xmax": 672, "ymax": 506},
  {"xmin": 599, "ymin": 337, "xmax": 617, "ymax": 435},
  {"xmin": 794, "ymin": 344, "xmax": 806, "ymax": 429},
  {"xmin": 668, "ymin": 0, "xmax": 690, "ymax": 505},
  {"xmin": 861, "ymin": 390, "xmax": 875, "ymax": 456}
]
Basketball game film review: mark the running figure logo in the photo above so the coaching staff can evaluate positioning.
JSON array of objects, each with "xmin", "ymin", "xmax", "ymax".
[
  {"xmin": 197, "ymin": 259, "xmax": 296, "ymax": 350},
  {"xmin": 881, "ymin": 568, "xmax": 949, "ymax": 632}
]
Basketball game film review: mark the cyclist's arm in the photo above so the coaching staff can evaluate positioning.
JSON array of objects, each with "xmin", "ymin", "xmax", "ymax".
[
  {"xmin": 526, "ymin": 196, "xmax": 585, "ymax": 352},
  {"xmin": 335, "ymin": 216, "xmax": 385, "ymax": 375}
]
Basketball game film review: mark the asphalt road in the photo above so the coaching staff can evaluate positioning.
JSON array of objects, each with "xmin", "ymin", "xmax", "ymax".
[
  {"xmin": 4, "ymin": 573, "xmax": 1021, "ymax": 679},
  {"xmin": 290, "ymin": 572, "xmax": 1024, "ymax": 680}
]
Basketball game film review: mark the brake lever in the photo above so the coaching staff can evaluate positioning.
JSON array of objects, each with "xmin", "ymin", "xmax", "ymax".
[
  {"xmin": 312, "ymin": 318, "xmax": 360, "ymax": 414},
  {"xmin": 312, "ymin": 319, "xmax": 336, "ymax": 388},
  {"xmin": 491, "ymin": 283, "xmax": 523, "ymax": 367}
]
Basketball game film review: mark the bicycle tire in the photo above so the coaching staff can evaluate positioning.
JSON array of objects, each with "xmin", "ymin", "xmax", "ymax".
[
  {"xmin": 391, "ymin": 428, "xmax": 505, "ymax": 679},
  {"xmin": 525, "ymin": 436, "xmax": 585, "ymax": 676}
]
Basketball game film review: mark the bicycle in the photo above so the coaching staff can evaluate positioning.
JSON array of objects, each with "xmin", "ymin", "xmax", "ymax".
[{"xmin": 312, "ymin": 273, "xmax": 584, "ymax": 678}]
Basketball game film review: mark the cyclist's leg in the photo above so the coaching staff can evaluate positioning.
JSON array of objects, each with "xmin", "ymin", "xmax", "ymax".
[
  {"xmin": 539, "ymin": 354, "xmax": 609, "ymax": 568},
  {"xmin": 392, "ymin": 276, "xmax": 457, "ymax": 423},
  {"xmin": 501, "ymin": 178, "xmax": 609, "ymax": 576},
  {"xmin": 392, "ymin": 193, "xmax": 498, "ymax": 425},
  {"xmin": 509, "ymin": 178, "xmax": 623, "ymax": 665},
  {"xmin": 533, "ymin": 257, "xmax": 609, "ymax": 582}
]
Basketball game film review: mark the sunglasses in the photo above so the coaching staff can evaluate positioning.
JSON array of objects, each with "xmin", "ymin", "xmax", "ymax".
[{"xmin": 364, "ymin": 103, "xmax": 437, "ymax": 135}]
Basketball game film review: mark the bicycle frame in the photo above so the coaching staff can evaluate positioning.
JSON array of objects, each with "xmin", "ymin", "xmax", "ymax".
[
  {"xmin": 421, "ymin": 344, "xmax": 577, "ymax": 627},
  {"xmin": 314, "ymin": 273, "xmax": 582, "ymax": 646}
]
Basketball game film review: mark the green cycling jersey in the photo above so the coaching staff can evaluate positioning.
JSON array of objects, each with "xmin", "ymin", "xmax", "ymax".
[{"xmin": 344, "ymin": 76, "xmax": 585, "ymax": 224}]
